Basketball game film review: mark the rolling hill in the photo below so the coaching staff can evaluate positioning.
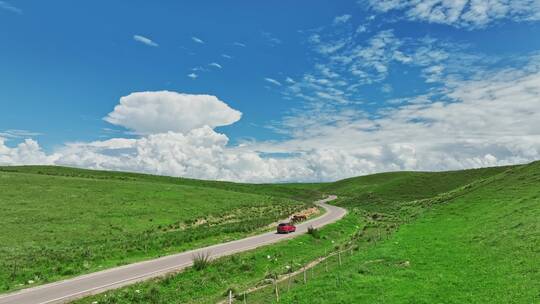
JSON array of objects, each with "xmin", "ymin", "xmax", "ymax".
[
  {"xmin": 0, "ymin": 166, "xmax": 319, "ymax": 292},
  {"xmin": 268, "ymin": 161, "xmax": 540, "ymax": 303},
  {"xmin": 2, "ymin": 162, "xmax": 537, "ymax": 303},
  {"xmin": 65, "ymin": 162, "xmax": 537, "ymax": 303}
]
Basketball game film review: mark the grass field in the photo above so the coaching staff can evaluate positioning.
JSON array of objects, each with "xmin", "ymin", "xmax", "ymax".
[
  {"xmin": 69, "ymin": 163, "xmax": 534, "ymax": 304},
  {"xmin": 74, "ymin": 212, "xmax": 364, "ymax": 304},
  {"xmin": 2, "ymin": 162, "xmax": 537, "ymax": 303},
  {"xmin": 256, "ymin": 162, "xmax": 540, "ymax": 303},
  {"xmin": 0, "ymin": 166, "xmax": 320, "ymax": 292}
]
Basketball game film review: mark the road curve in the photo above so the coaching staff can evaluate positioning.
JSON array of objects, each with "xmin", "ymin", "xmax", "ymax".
[{"xmin": 0, "ymin": 195, "xmax": 345, "ymax": 304}]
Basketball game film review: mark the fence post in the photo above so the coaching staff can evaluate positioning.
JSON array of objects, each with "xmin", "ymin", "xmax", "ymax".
[
  {"xmin": 243, "ymin": 292, "xmax": 247, "ymax": 304},
  {"xmin": 228, "ymin": 289, "xmax": 232, "ymax": 304},
  {"xmin": 303, "ymin": 267, "xmax": 307, "ymax": 284},
  {"xmin": 338, "ymin": 251, "xmax": 342, "ymax": 266}
]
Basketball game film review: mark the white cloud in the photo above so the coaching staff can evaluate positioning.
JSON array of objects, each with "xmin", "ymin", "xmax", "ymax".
[
  {"xmin": 187, "ymin": 73, "xmax": 198, "ymax": 79},
  {"xmin": 333, "ymin": 14, "xmax": 352, "ymax": 24},
  {"xmin": 0, "ymin": 138, "xmax": 56, "ymax": 165},
  {"xmin": 2, "ymin": 61, "xmax": 540, "ymax": 183},
  {"xmin": 133, "ymin": 35, "xmax": 158, "ymax": 47},
  {"xmin": 381, "ymin": 83, "xmax": 393, "ymax": 93},
  {"xmin": 209, "ymin": 62, "xmax": 222, "ymax": 69},
  {"xmin": 0, "ymin": 129, "xmax": 42, "ymax": 138},
  {"xmin": 285, "ymin": 77, "xmax": 296, "ymax": 84},
  {"xmin": 103, "ymin": 91, "xmax": 242, "ymax": 134},
  {"xmin": 222, "ymin": 54, "xmax": 233, "ymax": 59},
  {"xmin": 0, "ymin": 1, "xmax": 22, "ymax": 14},
  {"xmin": 233, "ymin": 42, "xmax": 246, "ymax": 47},
  {"xmin": 262, "ymin": 31, "xmax": 282, "ymax": 46},
  {"xmin": 262, "ymin": 69, "xmax": 540, "ymax": 179},
  {"xmin": 356, "ymin": 25, "xmax": 368, "ymax": 33},
  {"xmin": 264, "ymin": 78, "xmax": 282, "ymax": 86},
  {"xmin": 192, "ymin": 36, "xmax": 205, "ymax": 44},
  {"xmin": 365, "ymin": 0, "xmax": 540, "ymax": 28}
]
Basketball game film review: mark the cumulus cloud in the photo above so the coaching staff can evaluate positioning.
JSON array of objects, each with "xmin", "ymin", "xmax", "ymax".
[
  {"xmin": 103, "ymin": 91, "xmax": 242, "ymax": 134},
  {"xmin": 0, "ymin": 138, "xmax": 56, "ymax": 165},
  {"xmin": 365, "ymin": 0, "xmax": 540, "ymax": 28},
  {"xmin": 133, "ymin": 35, "xmax": 158, "ymax": 47},
  {"xmin": 48, "ymin": 127, "xmax": 313, "ymax": 182},
  {"xmin": 209, "ymin": 62, "xmax": 222, "ymax": 69},
  {"xmin": 2, "ymin": 59, "xmax": 540, "ymax": 182}
]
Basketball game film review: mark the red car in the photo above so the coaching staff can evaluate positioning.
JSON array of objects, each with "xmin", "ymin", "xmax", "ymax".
[{"xmin": 277, "ymin": 222, "xmax": 296, "ymax": 234}]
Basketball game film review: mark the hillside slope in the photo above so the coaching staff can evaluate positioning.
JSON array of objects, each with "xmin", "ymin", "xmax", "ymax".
[
  {"xmin": 0, "ymin": 166, "xmax": 321, "ymax": 201},
  {"xmin": 277, "ymin": 161, "xmax": 540, "ymax": 303},
  {"xmin": 319, "ymin": 166, "xmax": 512, "ymax": 208},
  {"xmin": 0, "ymin": 166, "xmax": 318, "ymax": 292}
]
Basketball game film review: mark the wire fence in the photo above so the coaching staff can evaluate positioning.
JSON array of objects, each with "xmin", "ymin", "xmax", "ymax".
[{"xmin": 218, "ymin": 246, "xmax": 357, "ymax": 304}]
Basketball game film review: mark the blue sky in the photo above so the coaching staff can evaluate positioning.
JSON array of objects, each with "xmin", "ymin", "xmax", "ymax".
[{"xmin": 1, "ymin": 1, "xmax": 540, "ymax": 182}]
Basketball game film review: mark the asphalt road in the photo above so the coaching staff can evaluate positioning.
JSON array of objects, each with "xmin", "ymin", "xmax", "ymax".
[{"xmin": 0, "ymin": 195, "xmax": 345, "ymax": 304}]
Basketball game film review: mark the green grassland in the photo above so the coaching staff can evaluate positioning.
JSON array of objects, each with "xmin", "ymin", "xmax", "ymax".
[
  {"xmin": 2, "ymin": 162, "xmax": 537, "ymax": 303},
  {"xmin": 72, "ymin": 163, "xmax": 533, "ymax": 304},
  {"xmin": 75, "ymin": 212, "xmax": 364, "ymax": 304},
  {"xmin": 0, "ymin": 166, "xmax": 320, "ymax": 292},
  {"xmin": 319, "ymin": 165, "xmax": 511, "ymax": 208},
  {"xmin": 258, "ymin": 162, "xmax": 540, "ymax": 303}
]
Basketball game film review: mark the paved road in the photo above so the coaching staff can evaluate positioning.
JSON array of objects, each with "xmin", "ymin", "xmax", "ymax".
[{"xmin": 0, "ymin": 195, "xmax": 345, "ymax": 304}]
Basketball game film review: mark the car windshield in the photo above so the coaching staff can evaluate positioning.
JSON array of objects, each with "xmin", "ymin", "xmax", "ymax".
[{"xmin": 278, "ymin": 223, "xmax": 287, "ymax": 226}]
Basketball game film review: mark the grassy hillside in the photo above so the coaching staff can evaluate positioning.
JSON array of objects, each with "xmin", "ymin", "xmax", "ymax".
[
  {"xmin": 0, "ymin": 166, "xmax": 319, "ymax": 292},
  {"xmin": 0, "ymin": 166, "xmax": 321, "ymax": 201},
  {"xmin": 3, "ymin": 162, "xmax": 536, "ymax": 303},
  {"xmin": 268, "ymin": 162, "xmax": 540, "ymax": 303},
  {"xmin": 318, "ymin": 166, "xmax": 511, "ymax": 210},
  {"xmin": 74, "ymin": 163, "xmax": 535, "ymax": 304}
]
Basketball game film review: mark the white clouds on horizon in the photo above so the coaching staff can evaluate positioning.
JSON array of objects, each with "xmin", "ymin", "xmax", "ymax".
[
  {"xmin": 365, "ymin": 0, "xmax": 540, "ymax": 29},
  {"xmin": 133, "ymin": 35, "xmax": 159, "ymax": 47},
  {"xmin": 2, "ymin": 60, "xmax": 540, "ymax": 182}
]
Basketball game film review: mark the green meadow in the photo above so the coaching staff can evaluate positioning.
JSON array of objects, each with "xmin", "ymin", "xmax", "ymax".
[
  {"xmin": 0, "ymin": 166, "xmax": 319, "ymax": 292},
  {"xmin": 2, "ymin": 162, "xmax": 538, "ymax": 304},
  {"xmin": 253, "ymin": 162, "xmax": 540, "ymax": 303},
  {"xmin": 72, "ymin": 163, "xmax": 538, "ymax": 304}
]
